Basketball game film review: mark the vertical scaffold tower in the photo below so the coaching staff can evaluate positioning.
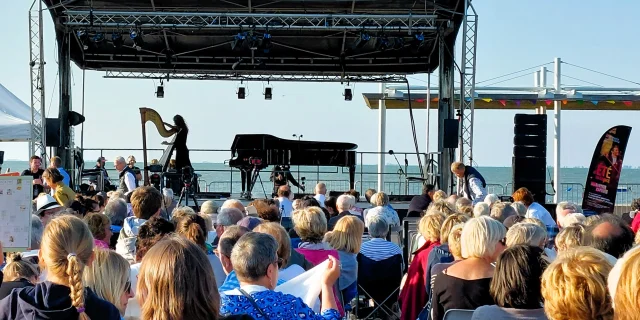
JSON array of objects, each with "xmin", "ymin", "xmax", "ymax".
[
  {"xmin": 458, "ymin": 1, "xmax": 478, "ymax": 166},
  {"xmin": 28, "ymin": 0, "xmax": 47, "ymax": 165}
]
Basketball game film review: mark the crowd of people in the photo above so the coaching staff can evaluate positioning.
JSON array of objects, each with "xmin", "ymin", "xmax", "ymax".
[{"xmin": 1, "ymin": 158, "xmax": 640, "ymax": 320}]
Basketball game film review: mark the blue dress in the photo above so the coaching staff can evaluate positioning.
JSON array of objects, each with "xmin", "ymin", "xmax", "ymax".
[{"xmin": 221, "ymin": 289, "xmax": 341, "ymax": 320}]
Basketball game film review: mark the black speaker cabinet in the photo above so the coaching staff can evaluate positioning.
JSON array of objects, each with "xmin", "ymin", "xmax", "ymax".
[
  {"xmin": 513, "ymin": 114, "xmax": 548, "ymax": 204},
  {"xmin": 443, "ymin": 119, "xmax": 459, "ymax": 149},
  {"xmin": 45, "ymin": 118, "xmax": 61, "ymax": 147}
]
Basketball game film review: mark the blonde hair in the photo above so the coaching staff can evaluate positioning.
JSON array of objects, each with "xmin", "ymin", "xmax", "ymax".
[
  {"xmin": 608, "ymin": 246, "xmax": 640, "ymax": 315},
  {"xmin": 83, "ymin": 249, "xmax": 130, "ymax": 315},
  {"xmin": 3, "ymin": 253, "xmax": 39, "ymax": 282},
  {"xmin": 418, "ymin": 213, "xmax": 445, "ymax": 242},
  {"xmin": 254, "ymin": 222, "xmax": 292, "ymax": 267},
  {"xmin": 370, "ymin": 192, "xmax": 389, "ymax": 207},
  {"xmin": 440, "ymin": 214, "xmax": 470, "ymax": 244},
  {"xmin": 473, "ymin": 202, "xmax": 490, "ymax": 218},
  {"xmin": 448, "ymin": 224, "xmax": 464, "ymax": 259},
  {"xmin": 40, "ymin": 215, "xmax": 94, "ymax": 320},
  {"xmin": 505, "ymin": 223, "xmax": 547, "ymax": 248},
  {"xmin": 292, "ymin": 207, "xmax": 327, "ymax": 243},
  {"xmin": 461, "ymin": 216, "xmax": 506, "ymax": 259},
  {"xmin": 555, "ymin": 224, "xmax": 584, "ymax": 252},
  {"xmin": 426, "ymin": 200, "xmax": 456, "ymax": 217},
  {"xmin": 200, "ymin": 200, "xmax": 218, "ymax": 215},
  {"xmin": 432, "ymin": 190, "xmax": 447, "ymax": 202},
  {"xmin": 450, "ymin": 161, "xmax": 465, "ymax": 171},
  {"xmin": 137, "ymin": 235, "xmax": 220, "ymax": 320},
  {"xmin": 521, "ymin": 217, "xmax": 545, "ymax": 229},
  {"xmin": 171, "ymin": 206, "xmax": 196, "ymax": 220},
  {"xmin": 563, "ymin": 213, "xmax": 586, "ymax": 227},
  {"xmin": 542, "ymin": 246, "xmax": 613, "ymax": 320},
  {"xmin": 324, "ymin": 216, "xmax": 364, "ymax": 253}
]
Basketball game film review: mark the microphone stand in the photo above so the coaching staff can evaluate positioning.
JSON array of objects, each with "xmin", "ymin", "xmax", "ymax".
[{"xmin": 389, "ymin": 150, "xmax": 407, "ymax": 194}]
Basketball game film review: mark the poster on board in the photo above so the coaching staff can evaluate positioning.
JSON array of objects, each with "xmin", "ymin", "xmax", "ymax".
[{"xmin": 0, "ymin": 176, "xmax": 33, "ymax": 251}]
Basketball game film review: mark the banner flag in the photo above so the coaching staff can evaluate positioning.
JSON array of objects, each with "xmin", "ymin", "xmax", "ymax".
[
  {"xmin": 582, "ymin": 126, "xmax": 633, "ymax": 214},
  {"xmin": 623, "ymin": 101, "xmax": 633, "ymax": 107},
  {"xmin": 545, "ymin": 100, "xmax": 552, "ymax": 105},
  {"xmin": 591, "ymin": 100, "xmax": 599, "ymax": 105},
  {"xmin": 562, "ymin": 100, "xmax": 568, "ymax": 105},
  {"xmin": 499, "ymin": 100, "xmax": 507, "ymax": 106},
  {"xmin": 529, "ymin": 100, "xmax": 537, "ymax": 105},
  {"xmin": 606, "ymin": 100, "xmax": 616, "ymax": 104},
  {"xmin": 482, "ymin": 98, "xmax": 492, "ymax": 103},
  {"xmin": 515, "ymin": 100, "xmax": 521, "ymax": 106}
]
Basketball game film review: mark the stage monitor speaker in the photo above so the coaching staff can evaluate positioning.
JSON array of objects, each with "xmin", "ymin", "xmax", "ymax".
[
  {"xmin": 443, "ymin": 119, "xmax": 459, "ymax": 149},
  {"xmin": 45, "ymin": 118, "xmax": 61, "ymax": 147}
]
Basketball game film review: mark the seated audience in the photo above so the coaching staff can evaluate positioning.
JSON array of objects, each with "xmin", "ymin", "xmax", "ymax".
[
  {"xmin": 314, "ymin": 182, "xmax": 327, "ymax": 207},
  {"xmin": 511, "ymin": 201, "xmax": 527, "ymax": 216},
  {"xmin": 43, "ymin": 168, "xmax": 76, "ymax": 207},
  {"xmin": 629, "ymin": 198, "xmax": 640, "ymax": 233},
  {"xmin": 199, "ymin": 212, "xmax": 216, "ymax": 244},
  {"xmin": 554, "ymin": 224, "xmax": 584, "ymax": 252},
  {"xmin": 251, "ymin": 199, "xmax": 281, "ymax": 222},
  {"xmin": 407, "ymin": 184, "xmax": 435, "ymax": 217},
  {"xmin": 608, "ymin": 246, "xmax": 640, "ymax": 317},
  {"xmin": 505, "ymin": 223, "xmax": 547, "ymax": 248},
  {"xmin": 217, "ymin": 225, "xmax": 255, "ymax": 293},
  {"xmin": 455, "ymin": 197, "xmax": 474, "ymax": 216},
  {"xmin": 237, "ymin": 216, "xmax": 263, "ymax": 231},
  {"xmin": 472, "ymin": 245, "xmax": 548, "ymax": 320},
  {"xmin": 512, "ymin": 187, "xmax": 556, "ymax": 228},
  {"xmin": 433, "ymin": 190, "xmax": 447, "ymax": 202},
  {"xmin": 364, "ymin": 188, "xmax": 377, "ymax": 204},
  {"xmin": 400, "ymin": 213, "xmax": 445, "ymax": 320},
  {"xmin": 542, "ymin": 246, "xmax": 614, "ymax": 320},
  {"xmin": 83, "ymin": 249, "xmax": 133, "ymax": 317},
  {"xmin": 136, "ymin": 235, "xmax": 251, "ymax": 320},
  {"xmin": 161, "ymin": 188, "xmax": 177, "ymax": 218},
  {"xmin": 254, "ymin": 222, "xmax": 313, "ymax": 281},
  {"xmin": 473, "ymin": 202, "xmax": 490, "ymax": 218},
  {"xmin": 0, "ymin": 215, "xmax": 120, "ymax": 320},
  {"xmin": 222, "ymin": 199, "xmax": 246, "ymax": 213},
  {"xmin": 84, "ymin": 213, "xmax": 113, "ymax": 249},
  {"xmin": 35, "ymin": 194, "xmax": 64, "ymax": 227},
  {"xmin": 446, "ymin": 195, "xmax": 458, "ymax": 207},
  {"xmin": 490, "ymin": 201, "xmax": 517, "ymax": 223},
  {"xmin": 426, "ymin": 201, "xmax": 456, "ymax": 217},
  {"xmin": 360, "ymin": 215, "xmax": 402, "ymax": 262},
  {"xmin": 426, "ymin": 214, "xmax": 470, "ymax": 289},
  {"xmin": 324, "ymin": 196, "xmax": 338, "ymax": 217},
  {"xmin": 275, "ymin": 185, "xmax": 294, "ymax": 217},
  {"xmin": 365, "ymin": 192, "xmax": 400, "ymax": 228},
  {"xmin": 325, "ymin": 216, "xmax": 364, "ymax": 292},
  {"xmin": 171, "ymin": 206, "xmax": 196, "ymax": 221},
  {"xmin": 503, "ymin": 215, "xmax": 525, "ymax": 230},
  {"xmin": 556, "ymin": 201, "xmax": 579, "ymax": 227},
  {"xmin": 431, "ymin": 216, "xmax": 507, "ymax": 320},
  {"xmin": 104, "ymin": 198, "xmax": 127, "ymax": 248},
  {"xmin": 484, "ymin": 194, "xmax": 499, "ymax": 208},
  {"xmin": 214, "ymin": 208, "xmax": 245, "ymax": 246},
  {"xmin": 0, "ymin": 254, "xmax": 39, "ymax": 300},
  {"xmin": 220, "ymin": 233, "xmax": 342, "ymax": 320},
  {"xmin": 176, "ymin": 214, "xmax": 226, "ymax": 285},
  {"xmin": 582, "ymin": 214, "xmax": 634, "ymax": 258},
  {"xmin": 130, "ymin": 217, "xmax": 175, "ymax": 296},
  {"xmin": 328, "ymin": 195, "xmax": 363, "ymax": 231},
  {"xmin": 292, "ymin": 199, "xmax": 303, "ymax": 211},
  {"xmin": 116, "ymin": 186, "xmax": 163, "ymax": 263},
  {"xmin": 562, "ymin": 212, "xmax": 586, "ymax": 227}
]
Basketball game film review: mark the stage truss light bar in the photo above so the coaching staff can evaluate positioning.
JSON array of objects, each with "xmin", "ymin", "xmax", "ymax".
[
  {"xmin": 103, "ymin": 71, "xmax": 408, "ymax": 83},
  {"xmin": 63, "ymin": 11, "xmax": 437, "ymax": 32}
]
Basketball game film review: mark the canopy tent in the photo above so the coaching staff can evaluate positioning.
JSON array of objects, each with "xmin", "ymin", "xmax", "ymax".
[{"xmin": 0, "ymin": 83, "xmax": 32, "ymax": 142}]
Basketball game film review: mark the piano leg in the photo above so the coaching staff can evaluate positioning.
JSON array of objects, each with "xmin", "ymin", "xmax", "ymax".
[{"xmin": 349, "ymin": 165, "xmax": 356, "ymax": 191}]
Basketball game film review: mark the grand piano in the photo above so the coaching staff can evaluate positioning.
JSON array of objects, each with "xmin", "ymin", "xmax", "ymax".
[{"xmin": 228, "ymin": 134, "xmax": 358, "ymax": 194}]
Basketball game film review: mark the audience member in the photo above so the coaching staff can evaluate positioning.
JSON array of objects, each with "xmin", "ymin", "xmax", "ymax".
[
  {"xmin": 455, "ymin": 197, "xmax": 473, "ymax": 214},
  {"xmin": 433, "ymin": 190, "xmax": 447, "ymax": 202},
  {"xmin": 426, "ymin": 214, "xmax": 470, "ymax": 289},
  {"xmin": 325, "ymin": 215, "xmax": 364, "ymax": 293},
  {"xmin": 0, "ymin": 215, "xmax": 121, "ymax": 320},
  {"xmin": 116, "ymin": 186, "xmax": 162, "ymax": 263},
  {"xmin": 472, "ymin": 245, "xmax": 548, "ymax": 320},
  {"xmin": 251, "ymin": 199, "xmax": 280, "ymax": 222},
  {"xmin": 222, "ymin": 199, "xmax": 246, "ymax": 213},
  {"xmin": 199, "ymin": 212, "xmax": 216, "ymax": 244},
  {"xmin": 161, "ymin": 188, "xmax": 177, "ymax": 218},
  {"xmin": 430, "ymin": 216, "xmax": 507, "ymax": 320},
  {"xmin": 217, "ymin": 225, "xmax": 253, "ymax": 293},
  {"xmin": 556, "ymin": 201, "xmax": 579, "ymax": 227},
  {"xmin": 220, "ymin": 233, "xmax": 341, "ymax": 319},
  {"xmin": 22, "ymin": 155, "xmax": 45, "ymax": 199},
  {"xmin": 562, "ymin": 212, "xmax": 586, "ymax": 227},
  {"xmin": 314, "ymin": 182, "xmax": 327, "ymax": 207},
  {"xmin": 426, "ymin": 200, "xmax": 456, "ymax": 217},
  {"xmin": 473, "ymin": 202, "xmax": 490, "ymax": 218},
  {"xmin": 512, "ymin": 187, "xmax": 556, "ymax": 228},
  {"xmin": 365, "ymin": 192, "xmax": 400, "ymax": 228},
  {"xmin": 34, "ymin": 194, "xmax": 64, "ymax": 226},
  {"xmin": 276, "ymin": 185, "xmax": 294, "ymax": 223},
  {"xmin": 582, "ymin": 214, "xmax": 634, "ymax": 258},
  {"xmin": 542, "ymin": 247, "xmax": 613, "ymax": 320},
  {"xmin": 292, "ymin": 199, "xmax": 303, "ymax": 211},
  {"xmin": 0, "ymin": 254, "xmax": 39, "ymax": 300},
  {"xmin": 214, "ymin": 208, "xmax": 245, "ymax": 246},
  {"xmin": 83, "ymin": 249, "xmax": 133, "ymax": 317},
  {"xmin": 360, "ymin": 215, "xmax": 402, "ymax": 262},
  {"xmin": 608, "ymin": 246, "xmax": 640, "ymax": 318},
  {"xmin": 176, "ymin": 214, "xmax": 227, "ymax": 288},
  {"xmin": 446, "ymin": 194, "xmax": 458, "ymax": 207},
  {"xmin": 49, "ymin": 156, "xmax": 71, "ymax": 186},
  {"xmin": 328, "ymin": 195, "xmax": 363, "ymax": 231},
  {"xmin": 104, "ymin": 198, "xmax": 127, "ymax": 247},
  {"xmin": 484, "ymin": 194, "xmax": 499, "ymax": 208},
  {"xmin": 400, "ymin": 213, "xmax": 445, "ymax": 320},
  {"xmin": 364, "ymin": 188, "xmax": 377, "ymax": 204},
  {"xmin": 554, "ymin": 224, "xmax": 584, "ymax": 252},
  {"xmin": 490, "ymin": 201, "xmax": 517, "ymax": 223},
  {"xmin": 511, "ymin": 201, "xmax": 527, "ymax": 216},
  {"xmin": 237, "ymin": 216, "xmax": 263, "ymax": 230},
  {"xmin": 171, "ymin": 206, "xmax": 196, "ymax": 221},
  {"xmin": 84, "ymin": 213, "xmax": 113, "ymax": 249},
  {"xmin": 324, "ymin": 196, "xmax": 338, "ymax": 217},
  {"xmin": 43, "ymin": 168, "xmax": 75, "ymax": 207},
  {"xmin": 408, "ymin": 184, "xmax": 435, "ymax": 217},
  {"xmin": 114, "ymin": 156, "xmax": 138, "ymax": 196},
  {"xmin": 505, "ymin": 223, "xmax": 547, "ymax": 248},
  {"xmin": 30, "ymin": 214, "xmax": 44, "ymax": 251},
  {"xmin": 629, "ymin": 198, "xmax": 640, "ymax": 232},
  {"xmin": 130, "ymin": 217, "xmax": 175, "ymax": 295},
  {"xmin": 254, "ymin": 222, "xmax": 312, "ymax": 281}
]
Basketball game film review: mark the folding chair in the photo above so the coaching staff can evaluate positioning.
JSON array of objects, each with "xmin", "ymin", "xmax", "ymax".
[
  {"xmin": 355, "ymin": 253, "xmax": 403, "ymax": 320},
  {"xmin": 402, "ymin": 218, "xmax": 420, "ymax": 270},
  {"xmin": 443, "ymin": 309, "xmax": 474, "ymax": 320}
]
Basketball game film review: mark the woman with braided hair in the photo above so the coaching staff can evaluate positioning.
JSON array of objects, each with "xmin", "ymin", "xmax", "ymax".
[{"xmin": 0, "ymin": 215, "xmax": 120, "ymax": 320}]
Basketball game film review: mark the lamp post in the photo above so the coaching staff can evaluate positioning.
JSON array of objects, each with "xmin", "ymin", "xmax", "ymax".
[{"xmin": 292, "ymin": 134, "xmax": 303, "ymax": 190}]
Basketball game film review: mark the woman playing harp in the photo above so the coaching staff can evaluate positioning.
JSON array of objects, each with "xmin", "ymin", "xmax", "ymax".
[{"xmin": 161, "ymin": 115, "xmax": 192, "ymax": 172}]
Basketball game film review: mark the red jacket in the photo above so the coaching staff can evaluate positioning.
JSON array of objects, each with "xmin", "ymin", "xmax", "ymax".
[
  {"xmin": 399, "ymin": 239, "xmax": 440, "ymax": 320},
  {"xmin": 631, "ymin": 211, "xmax": 640, "ymax": 233}
]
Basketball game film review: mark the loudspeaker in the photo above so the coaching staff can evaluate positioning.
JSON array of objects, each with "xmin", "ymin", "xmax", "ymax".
[
  {"xmin": 0, "ymin": 151, "xmax": 4, "ymax": 165},
  {"xmin": 443, "ymin": 119, "xmax": 459, "ymax": 148},
  {"xmin": 45, "ymin": 118, "xmax": 61, "ymax": 147},
  {"xmin": 513, "ymin": 114, "xmax": 547, "ymax": 204}
]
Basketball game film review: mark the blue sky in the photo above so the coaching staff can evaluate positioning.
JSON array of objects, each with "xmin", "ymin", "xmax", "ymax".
[{"xmin": 1, "ymin": 1, "xmax": 639, "ymax": 167}]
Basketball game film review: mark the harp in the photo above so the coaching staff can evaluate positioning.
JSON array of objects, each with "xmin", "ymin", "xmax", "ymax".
[{"xmin": 140, "ymin": 108, "xmax": 177, "ymax": 185}]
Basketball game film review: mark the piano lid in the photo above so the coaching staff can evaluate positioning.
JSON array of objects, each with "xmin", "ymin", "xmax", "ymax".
[{"xmin": 231, "ymin": 134, "xmax": 358, "ymax": 152}]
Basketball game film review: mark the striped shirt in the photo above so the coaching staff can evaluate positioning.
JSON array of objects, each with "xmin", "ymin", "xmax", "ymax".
[{"xmin": 359, "ymin": 238, "xmax": 402, "ymax": 261}]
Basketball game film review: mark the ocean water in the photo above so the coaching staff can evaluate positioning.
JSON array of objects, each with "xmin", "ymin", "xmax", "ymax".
[{"xmin": 6, "ymin": 160, "xmax": 640, "ymax": 205}]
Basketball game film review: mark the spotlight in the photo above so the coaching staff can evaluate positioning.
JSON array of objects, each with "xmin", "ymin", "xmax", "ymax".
[
  {"xmin": 260, "ymin": 33, "xmax": 272, "ymax": 54},
  {"xmin": 264, "ymin": 87, "xmax": 272, "ymax": 100},
  {"xmin": 156, "ymin": 85, "xmax": 164, "ymax": 98},
  {"xmin": 232, "ymin": 32, "xmax": 246, "ymax": 50},
  {"xmin": 76, "ymin": 30, "xmax": 89, "ymax": 50},
  {"xmin": 352, "ymin": 32, "xmax": 371, "ymax": 49},
  {"xmin": 237, "ymin": 86, "xmax": 246, "ymax": 99},
  {"xmin": 130, "ymin": 30, "xmax": 143, "ymax": 51},
  {"xmin": 92, "ymin": 32, "xmax": 105, "ymax": 43},
  {"xmin": 344, "ymin": 88, "xmax": 353, "ymax": 101},
  {"xmin": 375, "ymin": 35, "xmax": 391, "ymax": 51},
  {"xmin": 112, "ymin": 32, "xmax": 123, "ymax": 48},
  {"xmin": 248, "ymin": 33, "xmax": 259, "ymax": 50},
  {"xmin": 412, "ymin": 33, "xmax": 426, "ymax": 51}
]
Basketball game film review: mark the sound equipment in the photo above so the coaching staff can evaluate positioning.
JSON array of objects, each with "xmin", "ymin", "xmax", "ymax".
[
  {"xmin": 513, "ymin": 114, "xmax": 547, "ymax": 204},
  {"xmin": 443, "ymin": 119, "xmax": 459, "ymax": 148},
  {"xmin": 45, "ymin": 118, "xmax": 61, "ymax": 147}
]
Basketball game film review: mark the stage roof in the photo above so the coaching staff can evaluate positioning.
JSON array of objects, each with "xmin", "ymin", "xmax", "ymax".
[{"xmin": 44, "ymin": 0, "xmax": 465, "ymax": 78}]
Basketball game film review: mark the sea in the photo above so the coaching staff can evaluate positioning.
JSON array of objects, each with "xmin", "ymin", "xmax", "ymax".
[{"xmin": 6, "ymin": 160, "xmax": 640, "ymax": 206}]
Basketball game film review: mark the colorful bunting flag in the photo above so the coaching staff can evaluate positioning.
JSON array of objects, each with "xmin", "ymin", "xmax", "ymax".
[
  {"xmin": 482, "ymin": 98, "xmax": 492, "ymax": 103},
  {"xmin": 623, "ymin": 101, "xmax": 633, "ymax": 106},
  {"xmin": 499, "ymin": 100, "xmax": 507, "ymax": 107},
  {"xmin": 431, "ymin": 97, "xmax": 439, "ymax": 102},
  {"xmin": 515, "ymin": 100, "xmax": 521, "ymax": 106},
  {"xmin": 577, "ymin": 100, "xmax": 584, "ymax": 105},
  {"xmin": 606, "ymin": 100, "xmax": 615, "ymax": 104},
  {"xmin": 545, "ymin": 100, "xmax": 552, "ymax": 106},
  {"xmin": 415, "ymin": 99, "xmax": 425, "ymax": 103},
  {"xmin": 465, "ymin": 97, "xmax": 472, "ymax": 102},
  {"xmin": 529, "ymin": 100, "xmax": 537, "ymax": 105},
  {"xmin": 562, "ymin": 100, "xmax": 568, "ymax": 105},
  {"xmin": 591, "ymin": 100, "xmax": 599, "ymax": 105}
]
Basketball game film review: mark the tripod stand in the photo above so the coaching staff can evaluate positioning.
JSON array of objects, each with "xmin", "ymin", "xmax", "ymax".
[{"xmin": 177, "ymin": 175, "xmax": 199, "ymax": 211}]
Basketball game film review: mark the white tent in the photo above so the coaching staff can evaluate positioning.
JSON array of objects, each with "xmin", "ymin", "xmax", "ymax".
[{"xmin": 0, "ymin": 83, "xmax": 32, "ymax": 142}]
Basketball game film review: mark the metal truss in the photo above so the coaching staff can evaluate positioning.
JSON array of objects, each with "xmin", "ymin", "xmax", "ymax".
[
  {"xmin": 63, "ymin": 10, "xmax": 437, "ymax": 32},
  {"xmin": 103, "ymin": 71, "xmax": 408, "ymax": 83},
  {"xmin": 457, "ymin": 2, "xmax": 478, "ymax": 166},
  {"xmin": 29, "ymin": 0, "xmax": 47, "ymax": 165}
]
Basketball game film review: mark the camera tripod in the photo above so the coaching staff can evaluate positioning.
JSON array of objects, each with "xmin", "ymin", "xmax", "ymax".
[{"xmin": 177, "ymin": 175, "xmax": 199, "ymax": 211}]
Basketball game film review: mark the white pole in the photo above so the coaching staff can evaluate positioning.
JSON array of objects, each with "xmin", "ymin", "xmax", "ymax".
[
  {"xmin": 378, "ymin": 83, "xmax": 386, "ymax": 192},
  {"xmin": 553, "ymin": 58, "xmax": 561, "ymax": 203},
  {"xmin": 540, "ymin": 66, "xmax": 547, "ymax": 114},
  {"xmin": 534, "ymin": 71, "xmax": 540, "ymax": 114},
  {"xmin": 426, "ymin": 74, "xmax": 431, "ymax": 153}
]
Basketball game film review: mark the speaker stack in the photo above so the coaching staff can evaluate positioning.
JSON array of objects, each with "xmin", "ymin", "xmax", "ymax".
[{"xmin": 513, "ymin": 114, "xmax": 547, "ymax": 204}]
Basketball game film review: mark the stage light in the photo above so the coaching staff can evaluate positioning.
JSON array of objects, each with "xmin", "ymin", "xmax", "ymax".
[
  {"xmin": 264, "ymin": 87, "xmax": 272, "ymax": 100},
  {"xmin": 412, "ymin": 33, "xmax": 426, "ymax": 51},
  {"xmin": 261, "ymin": 33, "xmax": 273, "ymax": 54},
  {"xmin": 156, "ymin": 85, "xmax": 164, "ymax": 98},
  {"xmin": 68, "ymin": 111, "xmax": 85, "ymax": 126},
  {"xmin": 130, "ymin": 30, "xmax": 143, "ymax": 51},
  {"xmin": 352, "ymin": 32, "xmax": 371, "ymax": 49},
  {"xmin": 248, "ymin": 33, "xmax": 259, "ymax": 50},
  {"xmin": 344, "ymin": 88, "xmax": 353, "ymax": 101},
  {"xmin": 77, "ymin": 30, "xmax": 89, "ymax": 50},
  {"xmin": 92, "ymin": 32, "xmax": 105, "ymax": 43},
  {"xmin": 112, "ymin": 32, "xmax": 123, "ymax": 48},
  {"xmin": 237, "ymin": 86, "xmax": 246, "ymax": 99},
  {"xmin": 232, "ymin": 32, "xmax": 246, "ymax": 50},
  {"xmin": 375, "ymin": 35, "xmax": 391, "ymax": 51}
]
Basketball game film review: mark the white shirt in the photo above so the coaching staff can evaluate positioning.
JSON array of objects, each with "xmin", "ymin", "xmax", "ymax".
[
  {"xmin": 122, "ymin": 170, "xmax": 137, "ymax": 195},
  {"xmin": 278, "ymin": 264, "xmax": 305, "ymax": 282},
  {"xmin": 129, "ymin": 262, "xmax": 142, "ymax": 296},
  {"xmin": 526, "ymin": 202, "xmax": 557, "ymax": 227},
  {"xmin": 277, "ymin": 197, "xmax": 294, "ymax": 218},
  {"xmin": 465, "ymin": 177, "xmax": 487, "ymax": 205},
  {"xmin": 314, "ymin": 194, "xmax": 326, "ymax": 207}
]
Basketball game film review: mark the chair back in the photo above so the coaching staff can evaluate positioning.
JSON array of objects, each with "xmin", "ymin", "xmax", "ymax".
[
  {"xmin": 357, "ymin": 253, "xmax": 403, "ymax": 305},
  {"xmin": 443, "ymin": 309, "xmax": 474, "ymax": 320}
]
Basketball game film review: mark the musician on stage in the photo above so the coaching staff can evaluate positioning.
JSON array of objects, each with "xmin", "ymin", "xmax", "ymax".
[
  {"xmin": 161, "ymin": 115, "xmax": 192, "ymax": 171},
  {"xmin": 270, "ymin": 164, "xmax": 305, "ymax": 196}
]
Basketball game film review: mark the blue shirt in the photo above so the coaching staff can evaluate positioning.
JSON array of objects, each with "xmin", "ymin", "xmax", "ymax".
[
  {"xmin": 58, "ymin": 167, "xmax": 71, "ymax": 187},
  {"xmin": 219, "ymin": 271, "xmax": 285, "ymax": 294}
]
